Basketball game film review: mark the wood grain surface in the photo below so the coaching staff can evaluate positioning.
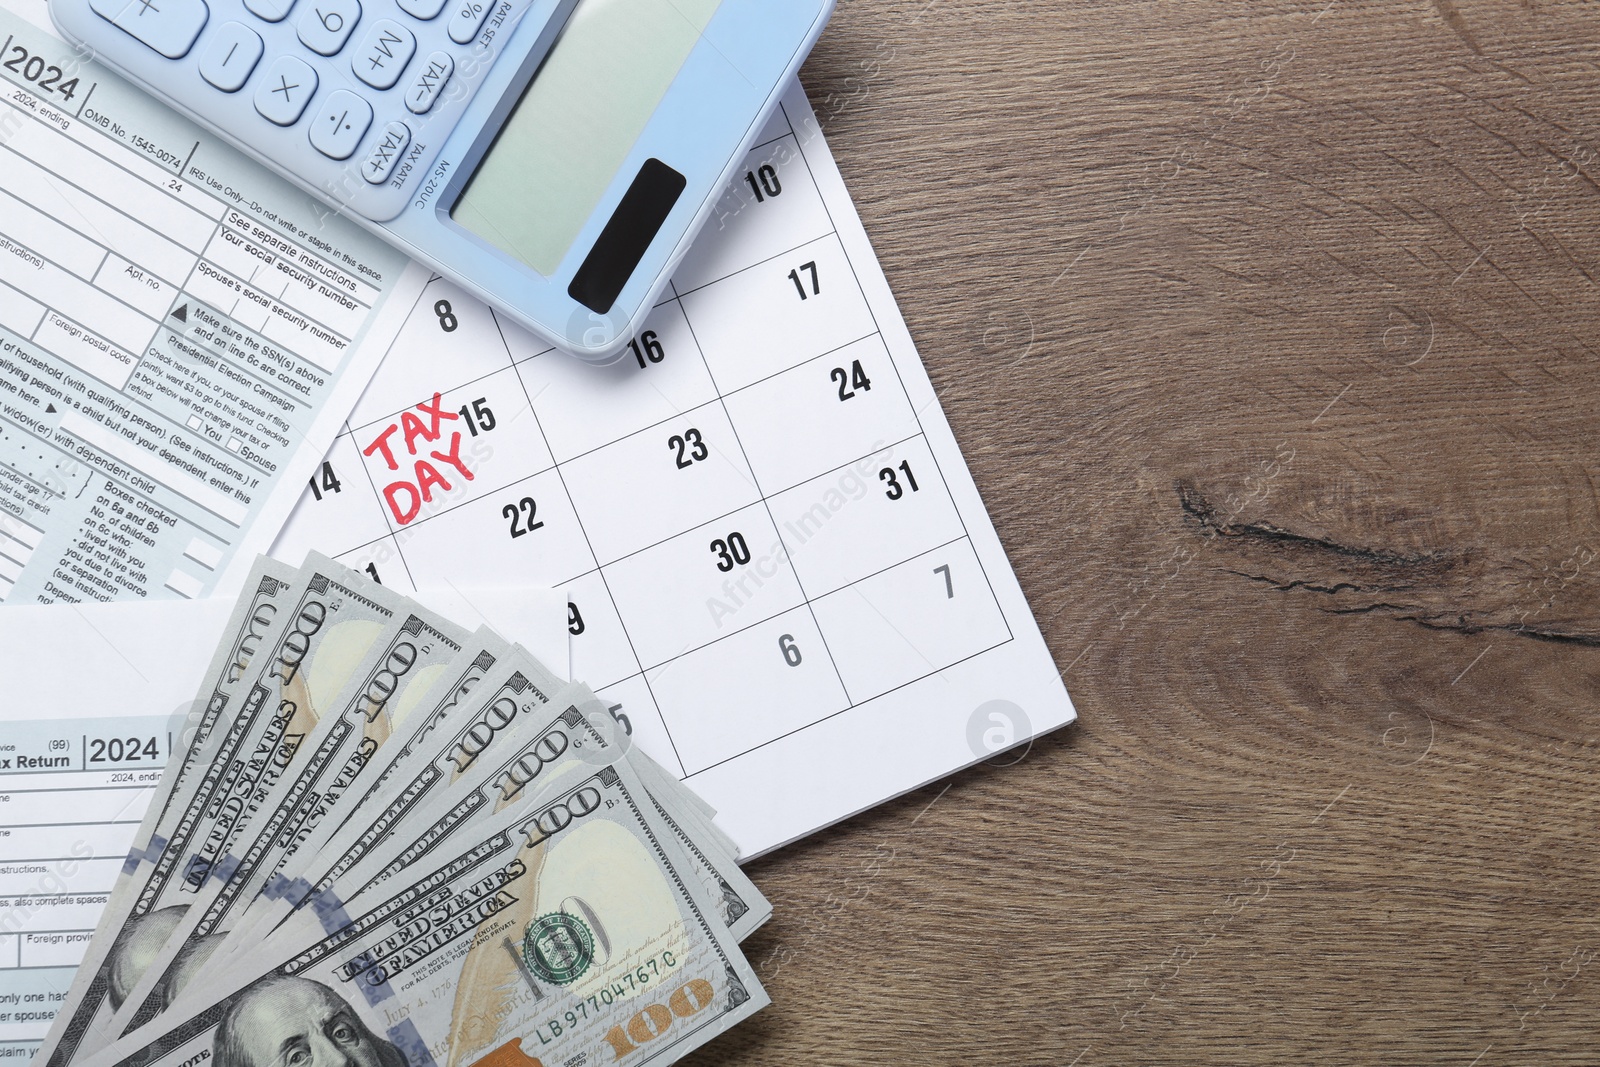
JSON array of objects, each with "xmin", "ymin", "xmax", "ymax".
[{"xmin": 686, "ymin": 1, "xmax": 1600, "ymax": 1063}]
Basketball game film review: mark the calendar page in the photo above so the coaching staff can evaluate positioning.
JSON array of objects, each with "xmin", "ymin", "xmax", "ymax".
[{"xmin": 271, "ymin": 84, "xmax": 1076, "ymax": 858}]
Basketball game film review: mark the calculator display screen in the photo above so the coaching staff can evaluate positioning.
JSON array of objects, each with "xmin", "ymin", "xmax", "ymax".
[{"xmin": 451, "ymin": 0, "xmax": 722, "ymax": 276}]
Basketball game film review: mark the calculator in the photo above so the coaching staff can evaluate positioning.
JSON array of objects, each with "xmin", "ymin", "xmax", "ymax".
[{"xmin": 49, "ymin": 0, "xmax": 834, "ymax": 360}]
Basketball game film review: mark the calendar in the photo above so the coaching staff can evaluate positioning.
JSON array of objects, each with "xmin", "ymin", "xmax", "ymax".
[{"xmin": 270, "ymin": 83, "xmax": 1076, "ymax": 858}]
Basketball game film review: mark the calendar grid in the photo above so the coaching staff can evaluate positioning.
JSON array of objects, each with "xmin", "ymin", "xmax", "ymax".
[
  {"xmin": 780, "ymin": 100, "xmax": 1019, "ymax": 651},
  {"xmin": 276, "ymin": 90, "xmax": 1038, "ymax": 790},
  {"xmin": 489, "ymin": 305, "xmax": 700, "ymax": 777},
  {"xmin": 681, "ymin": 634, "xmax": 1013, "ymax": 780},
  {"xmin": 665, "ymin": 277, "xmax": 856, "ymax": 707}
]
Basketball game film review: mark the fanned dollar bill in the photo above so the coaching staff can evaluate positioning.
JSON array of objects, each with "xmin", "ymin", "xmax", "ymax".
[
  {"xmin": 75, "ymin": 758, "xmax": 767, "ymax": 1067},
  {"xmin": 258, "ymin": 667, "xmax": 769, "ymax": 945},
  {"xmin": 107, "ymin": 604, "xmax": 478, "ymax": 1033},
  {"xmin": 47, "ymin": 557, "xmax": 764, "ymax": 1067},
  {"xmin": 35, "ymin": 557, "xmax": 302, "ymax": 1067},
  {"xmin": 194, "ymin": 633, "xmax": 522, "ymax": 972}
]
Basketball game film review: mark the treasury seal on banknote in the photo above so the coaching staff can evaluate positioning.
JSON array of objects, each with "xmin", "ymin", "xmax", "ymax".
[{"xmin": 522, "ymin": 913, "xmax": 595, "ymax": 985}]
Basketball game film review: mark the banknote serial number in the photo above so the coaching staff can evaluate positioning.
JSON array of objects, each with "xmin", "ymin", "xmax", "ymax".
[{"xmin": 536, "ymin": 951, "xmax": 679, "ymax": 1041}]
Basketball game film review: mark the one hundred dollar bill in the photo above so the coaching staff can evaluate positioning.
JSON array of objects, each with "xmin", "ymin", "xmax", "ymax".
[
  {"xmin": 267, "ymin": 672, "xmax": 770, "ymax": 944},
  {"xmin": 40, "ymin": 555, "xmax": 400, "ymax": 1064},
  {"xmin": 35, "ymin": 557, "xmax": 302, "ymax": 1067},
  {"xmin": 211, "ymin": 657, "xmax": 566, "ymax": 949},
  {"xmin": 75, "ymin": 759, "xmax": 767, "ymax": 1067},
  {"xmin": 200, "ymin": 634, "xmax": 521, "ymax": 967},
  {"xmin": 106, "ymin": 604, "xmax": 477, "ymax": 1034}
]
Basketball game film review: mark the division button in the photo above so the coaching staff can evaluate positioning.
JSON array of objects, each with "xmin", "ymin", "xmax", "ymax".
[
  {"xmin": 198, "ymin": 21, "xmax": 263, "ymax": 91},
  {"xmin": 242, "ymin": 0, "xmax": 293, "ymax": 21},
  {"xmin": 395, "ymin": 0, "xmax": 445, "ymax": 18},
  {"xmin": 361, "ymin": 121, "xmax": 410, "ymax": 184},
  {"xmin": 90, "ymin": 0, "xmax": 209, "ymax": 59},
  {"xmin": 296, "ymin": 0, "xmax": 361, "ymax": 56},
  {"xmin": 308, "ymin": 89, "xmax": 373, "ymax": 159},
  {"xmin": 445, "ymin": 0, "xmax": 487, "ymax": 44},
  {"xmin": 351, "ymin": 18, "xmax": 415, "ymax": 90},
  {"xmin": 253, "ymin": 55, "xmax": 318, "ymax": 125},
  {"xmin": 405, "ymin": 50, "xmax": 451, "ymax": 114}
]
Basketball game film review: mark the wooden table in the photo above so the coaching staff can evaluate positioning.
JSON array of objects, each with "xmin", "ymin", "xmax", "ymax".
[{"xmin": 689, "ymin": 1, "xmax": 1600, "ymax": 1062}]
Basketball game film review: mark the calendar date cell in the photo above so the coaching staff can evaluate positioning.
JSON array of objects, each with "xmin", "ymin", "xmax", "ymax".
[
  {"xmin": 811, "ymin": 539, "xmax": 1010, "ymax": 704},
  {"xmin": 564, "ymin": 569, "xmax": 643, "ymax": 691},
  {"xmin": 722, "ymin": 334, "xmax": 918, "ymax": 494},
  {"xmin": 335, "ymin": 536, "xmax": 417, "ymax": 591},
  {"xmin": 560, "ymin": 401, "xmax": 761, "ymax": 564},
  {"xmin": 510, "ymin": 300, "xmax": 720, "ymax": 462},
  {"xmin": 593, "ymin": 674, "xmax": 684, "ymax": 778},
  {"xmin": 383, "ymin": 468, "xmax": 596, "ymax": 588},
  {"xmin": 770, "ymin": 435, "xmax": 965, "ymax": 596},
  {"xmin": 270, "ymin": 435, "xmax": 393, "ymax": 565},
  {"xmin": 353, "ymin": 367, "xmax": 555, "ymax": 528},
  {"xmin": 601, "ymin": 501, "xmax": 805, "ymax": 669},
  {"xmin": 679, "ymin": 234, "xmax": 876, "ymax": 394},
  {"xmin": 646, "ymin": 607, "xmax": 848, "ymax": 775},
  {"xmin": 350, "ymin": 281, "xmax": 514, "ymax": 428},
  {"xmin": 672, "ymin": 133, "xmax": 832, "ymax": 294}
]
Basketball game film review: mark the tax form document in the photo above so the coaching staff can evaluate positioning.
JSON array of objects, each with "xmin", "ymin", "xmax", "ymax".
[
  {"xmin": 0, "ymin": 0, "xmax": 425, "ymax": 604},
  {"xmin": 272, "ymin": 84, "xmax": 1078, "ymax": 858},
  {"xmin": 0, "ymin": 600, "xmax": 231, "ymax": 1062}
]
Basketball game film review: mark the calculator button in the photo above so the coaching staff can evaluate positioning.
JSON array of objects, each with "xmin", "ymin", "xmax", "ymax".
[
  {"xmin": 351, "ymin": 19, "xmax": 415, "ymax": 90},
  {"xmin": 198, "ymin": 22, "xmax": 263, "ymax": 91},
  {"xmin": 253, "ymin": 55, "xmax": 317, "ymax": 125},
  {"xmin": 395, "ymin": 0, "xmax": 445, "ymax": 20},
  {"xmin": 296, "ymin": 0, "xmax": 360, "ymax": 56},
  {"xmin": 90, "ymin": 0, "xmax": 209, "ymax": 59},
  {"xmin": 308, "ymin": 90, "xmax": 373, "ymax": 159},
  {"xmin": 362, "ymin": 121, "xmax": 410, "ymax": 184},
  {"xmin": 445, "ymin": 0, "xmax": 487, "ymax": 44},
  {"xmin": 243, "ymin": 0, "xmax": 293, "ymax": 23},
  {"xmin": 405, "ymin": 50, "xmax": 451, "ymax": 114}
]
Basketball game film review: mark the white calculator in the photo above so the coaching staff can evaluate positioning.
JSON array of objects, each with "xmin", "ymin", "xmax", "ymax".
[{"xmin": 49, "ymin": 0, "xmax": 834, "ymax": 360}]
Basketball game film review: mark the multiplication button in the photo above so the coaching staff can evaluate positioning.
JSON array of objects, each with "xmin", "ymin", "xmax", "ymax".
[
  {"xmin": 254, "ymin": 55, "xmax": 317, "ymax": 125},
  {"xmin": 811, "ymin": 540, "xmax": 1010, "ymax": 703}
]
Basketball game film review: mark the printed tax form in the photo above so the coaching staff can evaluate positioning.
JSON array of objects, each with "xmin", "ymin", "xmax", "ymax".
[{"xmin": 0, "ymin": 0, "xmax": 429, "ymax": 604}]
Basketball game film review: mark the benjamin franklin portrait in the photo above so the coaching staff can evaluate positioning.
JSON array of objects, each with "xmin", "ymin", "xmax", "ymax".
[{"xmin": 212, "ymin": 975, "xmax": 407, "ymax": 1067}]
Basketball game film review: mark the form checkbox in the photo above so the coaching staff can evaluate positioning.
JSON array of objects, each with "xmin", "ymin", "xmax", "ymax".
[
  {"xmin": 226, "ymin": 437, "xmax": 241, "ymax": 452},
  {"xmin": 186, "ymin": 414, "xmax": 202, "ymax": 430}
]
